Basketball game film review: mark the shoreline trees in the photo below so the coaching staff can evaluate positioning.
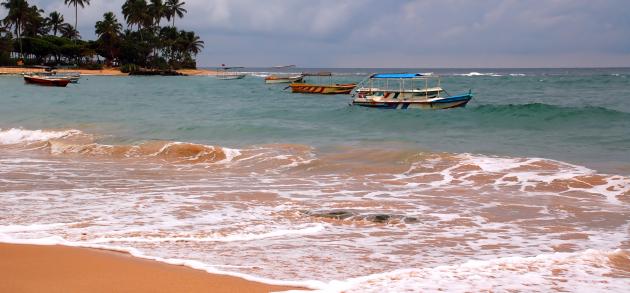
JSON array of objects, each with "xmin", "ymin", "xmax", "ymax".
[{"xmin": 0, "ymin": 0, "xmax": 203, "ymax": 69}]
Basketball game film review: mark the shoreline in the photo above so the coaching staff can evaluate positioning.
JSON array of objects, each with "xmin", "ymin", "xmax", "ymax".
[
  {"xmin": 0, "ymin": 66, "xmax": 220, "ymax": 76},
  {"xmin": 0, "ymin": 243, "xmax": 308, "ymax": 293}
]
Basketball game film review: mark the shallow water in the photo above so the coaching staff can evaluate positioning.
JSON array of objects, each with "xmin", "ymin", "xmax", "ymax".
[{"xmin": 1, "ymin": 68, "xmax": 629, "ymax": 292}]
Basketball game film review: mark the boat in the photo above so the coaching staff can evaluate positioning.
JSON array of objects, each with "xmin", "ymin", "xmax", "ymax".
[
  {"xmin": 56, "ymin": 72, "xmax": 81, "ymax": 83},
  {"xmin": 288, "ymin": 72, "xmax": 356, "ymax": 94},
  {"xmin": 272, "ymin": 65, "xmax": 296, "ymax": 69},
  {"xmin": 23, "ymin": 75, "xmax": 71, "ymax": 87},
  {"xmin": 264, "ymin": 74, "xmax": 304, "ymax": 84},
  {"xmin": 352, "ymin": 73, "xmax": 473, "ymax": 109},
  {"xmin": 216, "ymin": 66, "xmax": 246, "ymax": 80},
  {"xmin": 23, "ymin": 69, "xmax": 81, "ymax": 83}
]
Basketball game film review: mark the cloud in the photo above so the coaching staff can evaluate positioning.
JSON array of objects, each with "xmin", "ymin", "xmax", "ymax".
[{"xmin": 4, "ymin": 0, "xmax": 630, "ymax": 67}]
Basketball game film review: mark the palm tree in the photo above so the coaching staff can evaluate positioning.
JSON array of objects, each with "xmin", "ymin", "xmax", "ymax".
[
  {"xmin": 63, "ymin": 0, "xmax": 90, "ymax": 40},
  {"xmin": 21, "ymin": 4, "xmax": 44, "ymax": 37},
  {"xmin": 122, "ymin": 0, "xmax": 149, "ymax": 32},
  {"xmin": 95, "ymin": 12, "xmax": 122, "ymax": 63},
  {"xmin": 46, "ymin": 11, "xmax": 64, "ymax": 36},
  {"xmin": 1, "ymin": 0, "xmax": 29, "ymax": 56},
  {"xmin": 181, "ymin": 31, "xmax": 203, "ymax": 56},
  {"xmin": 59, "ymin": 23, "xmax": 80, "ymax": 39},
  {"xmin": 165, "ymin": 0, "xmax": 186, "ymax": 27},
  {"xmin": 147, "ymin": 0, "xmax": 166, "ymax": 27}
]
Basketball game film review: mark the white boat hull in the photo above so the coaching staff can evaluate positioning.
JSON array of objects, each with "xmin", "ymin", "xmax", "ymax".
[{"xmin": 216, "ymin": 74, "xmax": 246, "ymax": 80}]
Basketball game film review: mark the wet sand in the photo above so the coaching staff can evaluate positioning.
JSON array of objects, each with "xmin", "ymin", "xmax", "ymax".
[{"xmin": 0, "ymin": 243, "xmax": 305, "ymax": 293}]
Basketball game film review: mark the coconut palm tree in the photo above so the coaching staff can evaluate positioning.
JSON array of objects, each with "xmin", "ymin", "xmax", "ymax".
[
  {"xmin": 59, "ymin": 23, "xmax": 80, "ymax": 39},
  {"xmin": 180, "ymin": 31, "xmax": 203, "ymax": 56},
  {"xmin": 46, "ymin": 11, "xmax": 64, "ymax": 36},
  {"xmin": 95, "ymin": 12, "xmax": 122, "ymax": 64},
  {"xmin": 95, "ymin": 12, "xmax": 122, "ymax": 39},
  {"xmin": 165, "ymin": 0, "xmax": 186, "ymax": 27},
  {"xmin": 20, "ymin": 4, "xmax": 45, "ymax": 37},
  {"xmin": 1, "ymin": 0, "xmax": 29, "ymax": 56},
  {"xmin": 63, "ymin": 0, "xmax": 90, "ymax": 40},
  {"xmin": 147, "ymin": 0, "xmax": 166, "ymax": 27},
  {"xmin": 122, "ymin": 0, "xmax": 149, "ymax": 32}
]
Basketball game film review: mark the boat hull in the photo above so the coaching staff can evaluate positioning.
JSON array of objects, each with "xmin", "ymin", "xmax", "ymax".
[
  {"xmin": 216, "ymin": 74, "xmax": 246, "ymax": 80},
  {"xmin": 290, "ymin": 83, "xmax": 356, "ymax": 94},
  {"xmin": 23, "ymin": 76, "xmax": 70, "ymax": 87},
  {"xmin": 265, "ymin": 76, "xmax": 304, "ymax": 84},
  {"xmin": 353, "ymin": 94, "xmax": 472, "ymax": 110}
]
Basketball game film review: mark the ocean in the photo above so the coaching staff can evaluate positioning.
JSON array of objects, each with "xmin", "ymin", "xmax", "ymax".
[{"xmin": 1, "ymin": 68, "xmax": 629, "ymax": 292}]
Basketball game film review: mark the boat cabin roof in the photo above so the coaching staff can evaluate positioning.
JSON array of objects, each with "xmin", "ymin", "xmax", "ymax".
[
  {"xmin": 356, "ymin": 87, "xmax": 443, "ymax": 93},
  {"xmin": 370, "ymin": 73, "xmax": 432, "ymax": 79}
]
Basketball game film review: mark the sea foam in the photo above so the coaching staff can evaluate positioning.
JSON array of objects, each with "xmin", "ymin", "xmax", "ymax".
[{"xmin": 0, "ymin": 128, "xmax": 82, "ymax": 144}]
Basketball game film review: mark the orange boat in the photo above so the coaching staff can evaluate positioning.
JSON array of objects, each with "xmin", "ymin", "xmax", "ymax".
[
  {"xmin": 288, "ymin": 72, "xmax": 356, "ymax": 94},
  {"xmin": 24, "ymin": 75, "xmax": 71, "ymax": 87}
]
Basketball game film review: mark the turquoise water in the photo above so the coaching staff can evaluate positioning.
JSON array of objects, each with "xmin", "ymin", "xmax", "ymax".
[
  {"xmin": 2, "ymin": 69, "xmax": 630, "ymax": 291},
  {"xmin": 1, "ymin": 68, "xmax": 629, "ymax": 173}
]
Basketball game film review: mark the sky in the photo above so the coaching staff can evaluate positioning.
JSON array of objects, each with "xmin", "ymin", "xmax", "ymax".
[{"xmin": 2, "ymin": 0, "xmax": 630, "ymax": 68}]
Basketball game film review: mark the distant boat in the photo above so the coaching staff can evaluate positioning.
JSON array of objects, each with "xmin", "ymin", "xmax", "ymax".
[
  {"xmin": 272, "ymin": 65, "xmax": 296, "ymax": 69},
  {"xmin": 288, "ymin": 72, "xmax": 356, "ymax": 94},
  {"xmin": 352, "ymin": 73, "xmax": 472, "ymax": 109},
  {"xmin": 216, "ymin": 66, "xmax": 246, "ymax": 80},
  {"xmin": 23, "ymin": 75, "xmax": 71, "ymax": 87},
  {"xmin": 265, "ymin": 74, "xmax": 304, "ymax": 84}
]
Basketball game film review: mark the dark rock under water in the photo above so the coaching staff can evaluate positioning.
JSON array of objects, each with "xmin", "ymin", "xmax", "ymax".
[{"xmin": 303, "ymin": 209, "xmax": 419, "ymax": 224}]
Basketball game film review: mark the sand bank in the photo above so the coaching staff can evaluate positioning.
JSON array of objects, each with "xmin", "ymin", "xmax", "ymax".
[
  {"xmin": 0, "ymin": 243, "xmax": 305, "ymax": 293},
  {"xmin": 0, "ymin": 66, "xmax": 220, "ymax": 76}
]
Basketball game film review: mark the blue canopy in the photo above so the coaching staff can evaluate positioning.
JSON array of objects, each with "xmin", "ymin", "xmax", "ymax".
[{"xmin": 371, "ymin": 73, "xmax": 427, "ymax": 79}]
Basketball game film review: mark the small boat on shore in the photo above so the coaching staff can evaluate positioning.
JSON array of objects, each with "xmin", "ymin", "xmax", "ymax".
[
  {"xmin": 288, "ymin": 72, "xmax": 356, "ymax": 94},
  {"xmin": 265, "ymin": 74, "xmax": 304, "ymax": 84},
  {"xmin": 23, "ymin": 75, "xmax": 71, "ymax": 87},
  {"xmin": 352, "ymin": 73, "xmax": 472, "ymax": 109}
]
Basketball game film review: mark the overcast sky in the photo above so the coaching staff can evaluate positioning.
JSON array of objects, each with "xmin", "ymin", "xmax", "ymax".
[{"xmin": 3, "ymin": 0, "xmax": 630, "ymax": 67}]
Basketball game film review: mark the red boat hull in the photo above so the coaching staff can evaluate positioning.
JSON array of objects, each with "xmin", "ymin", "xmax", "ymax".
[{"xmin": 24, "ymin": 76, "xmax": 70, "ymax": 87}]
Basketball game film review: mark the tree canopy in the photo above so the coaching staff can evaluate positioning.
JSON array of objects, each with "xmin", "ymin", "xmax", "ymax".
[{"xmin": 1, "ymin": 0, "xmax": 203, "ymax": 69}]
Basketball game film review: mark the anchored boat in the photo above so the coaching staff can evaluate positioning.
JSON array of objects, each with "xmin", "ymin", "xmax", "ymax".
[
  {"xmin": 288, "ymin": 72, "xmax": 356, "ymax": 94},
  {"xmin": 265, "ymin": 74, "xmax": 304, "ymax": 84},
  {"xmin": 216, "ymin": 66, "xmax": 246, "ymax": 80},
  {"xmin": 23, "ymin": 75, "xmax": 71, "ymax": 87},
  {"xmin": 22, "ymin": 69, "xmax": 81, "ymax": 83},
  {"xmin": 352, "ymin": 73, "xmax": 472, "ymax": 109}
]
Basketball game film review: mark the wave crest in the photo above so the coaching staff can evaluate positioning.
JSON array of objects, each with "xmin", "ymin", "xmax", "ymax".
[{"xmin": 0, "ymin": 128, "xmax": 83, "ymax": 145}]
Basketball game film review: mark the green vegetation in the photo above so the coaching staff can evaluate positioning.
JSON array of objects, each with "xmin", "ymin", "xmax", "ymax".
[{"xmin": 0, "ymin": 0, "xmax": 203, "ymax": 69}]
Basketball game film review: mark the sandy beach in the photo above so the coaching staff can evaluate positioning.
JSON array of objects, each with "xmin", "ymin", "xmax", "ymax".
[
  {"xmin": 0, "ymin": 66, "xmax": 220, "ymax": 76},
  {"xmin": 0, "ymin": 243, "xmax": 305, "ymax": 293}
]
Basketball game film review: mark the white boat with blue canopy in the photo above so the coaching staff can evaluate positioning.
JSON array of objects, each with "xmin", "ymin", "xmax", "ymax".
[{"xmin": 352, "ymin": 73, "xmax": 473, "ymax": 109}]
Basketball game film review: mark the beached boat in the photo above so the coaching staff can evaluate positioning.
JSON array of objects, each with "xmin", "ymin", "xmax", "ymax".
[
  {"xmin": 216, "ymin": 66, "xmax": 246, "ymax": 80},
  {"xmin": 288, "ymin": 72, "xmax": 356, "ymax": 94},
  {"xmin": 264, "ymin": 74, "xmax": 304, "ymax": 84},
  {"xmin": 352, "ymin": 73, "xmax": 472, "ymax": 109},
  {"xmin": 23, "ymin": 75, "xmax": 71, "ymax": 87}
]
